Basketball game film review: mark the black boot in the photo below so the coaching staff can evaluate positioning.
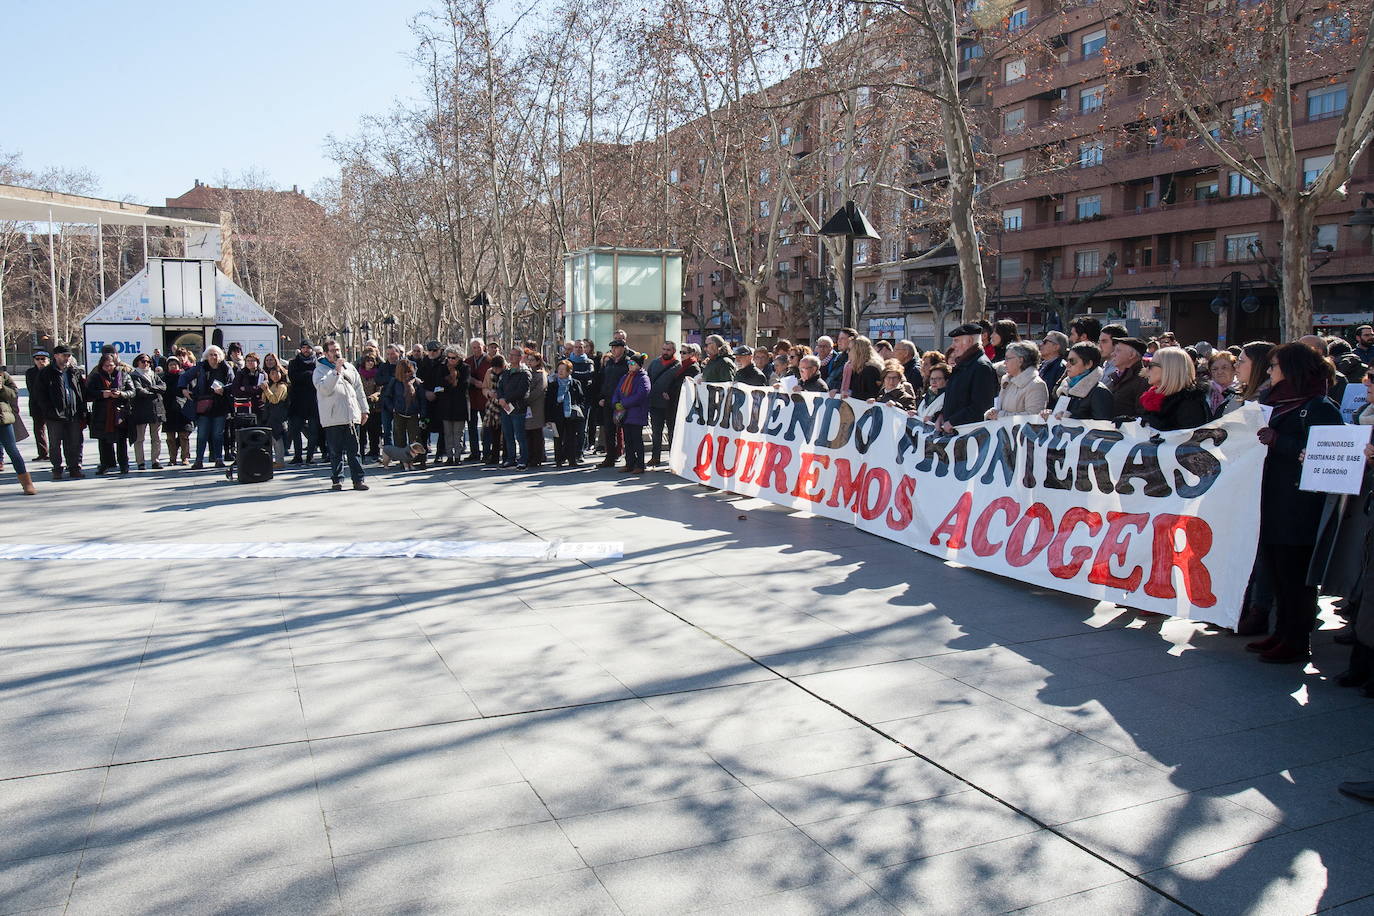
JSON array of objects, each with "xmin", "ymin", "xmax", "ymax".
[
  {"xmin": 1337, "ymin": 643, "xmax": 1372, "ymax": 688},
  {"xmin": 1234, "ymin": 603, "xmax": 1271, "ymax": 637}
]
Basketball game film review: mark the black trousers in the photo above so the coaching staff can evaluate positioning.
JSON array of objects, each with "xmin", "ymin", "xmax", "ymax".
[
  {"xmin": 601, "ymin": 407, "xmax": 621, "ymax": 460},
  {"xmin": 622, "ymin": 422, "xmax": 645, "ymax": 469},
  {"xmin": 1263, "ymin": 542, "xmax": 1319, "ymax": 646},
  {"xmin": 45, "ymin": 419, "xmax": 83, "ymax": 472},
  {"xmin": 649, "ymin": 407, "xmax": 671, "ymax": 462},
  {"xmin": 96, "ymin": 434, "xmax": 129, "ymax": 472},
  {"xmin": 289, "ymin": 414, "xmax": 320, "ymax": 460},
  {"xmin": 324, "ymin": 424, "xmax": 365, "ymax": 484},
  {"xmin": 553, "ymin": 417, "xmax": 583, "ymax": 464},
  {"xmin": 467, "ymin": 411, "xmax": 484, "ymax": 460},
  {"xmin": 32, "ymin": 417, "xmax": 48, "ymax": 461}
]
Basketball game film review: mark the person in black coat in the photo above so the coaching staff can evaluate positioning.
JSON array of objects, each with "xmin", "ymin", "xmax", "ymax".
[
  {"xmin": 1047, "ymin": 342, "xmax": 1114, "ymax": 421},
  {"xmin": 939, "ymin": 323, "xmax": 999, "ymax": 430},
  {"xmin": 85, "ymin": 352, "xmax": 134, "ymax": 475},
  {"xmin": 1138, "ymin": 347, "xmax": 1212, "ymax": 431},
  {"xmin": 1248, "ymin": 342, "xmax": 1344, "ymax": 664},
  {"xmin": 426, "ymin": 348, "xmax": 470, "ymax": 464},
  {"xmin": 160, "ymin": 357, "xmax": 193, "ymax": 465},
  {"xmin": 286, "ymin": 341, "xmax": 321, "ymax": 464},
  {"xmin": 597, "ymin": 341, "xmax": 630, "ymax": 467},
  {"xmin": 33, "ymin": 345, "xmax": 89, "ymax": 478},
  {"xmin": 545, "ymin": 360, "xmax": 587, "ymax": 466},
  {"xmin": 23, "ymin": 350, "xmax": 51, "ymax": 462},
  {"xmin": 128, "ymin": 354, "xmax": 167, "ymax": 469},
  {"xmin": 732, "ymin": 346, "xmax": 769, "ymax": 386}
]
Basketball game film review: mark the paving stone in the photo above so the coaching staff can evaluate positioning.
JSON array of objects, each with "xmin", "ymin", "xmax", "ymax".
[
  {"xmin": 748, "ymin": 757, "xmax": 969, "ymax": 826},
  {"xmin": 324, "ymin": 780, "xmax": 551, "ymax": 856}
]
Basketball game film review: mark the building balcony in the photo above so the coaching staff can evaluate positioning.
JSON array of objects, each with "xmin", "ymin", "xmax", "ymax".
[{"xmin": 999, "ymin": 194, "xmax": 1275, "ymax": 251}]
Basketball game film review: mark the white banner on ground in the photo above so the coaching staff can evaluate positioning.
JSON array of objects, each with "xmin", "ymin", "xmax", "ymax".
[
  {"xmin": 0, "ymin": 540, "xmax": 623, "ymax": 561},
  {"xmin": 670, "ymin": 379, "xmax": 1268, "ymax": 627}
]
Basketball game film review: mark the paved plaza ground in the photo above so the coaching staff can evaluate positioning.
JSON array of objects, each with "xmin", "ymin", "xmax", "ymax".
[{"xmin": 1, "ymin": 456, "xmax": 1373, "ymax": 915}]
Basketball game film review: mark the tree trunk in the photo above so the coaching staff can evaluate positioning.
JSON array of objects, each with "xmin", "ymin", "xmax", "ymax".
[
  {"xmin": 1278, "ymin": 207, "xmax": 1314, "ymax": 342},
  {"xmin": 741, "ymin": 282, "xmax": 760, "ymax": 346}
]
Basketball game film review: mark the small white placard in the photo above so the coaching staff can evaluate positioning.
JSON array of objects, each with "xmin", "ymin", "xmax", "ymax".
[
  {"xmin": 1053, "ymin": 395, "xmax": 1071, "ymax": 418},
  {"xmin": 1340, "ymin": 384, "xmax": 1368, "ymax": 423},
  {"xmin": 1300, "ymin": 424, "xmax": 1372, "ymax": 495},
  {"xmin": 777, "ymin": 375, "xmax": 798, "ymax": 393}
]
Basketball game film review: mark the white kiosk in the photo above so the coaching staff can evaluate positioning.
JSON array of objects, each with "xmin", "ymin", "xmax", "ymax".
[{"xmin": 80, "ymin": 257, "xmax": 281, "ymax": 364}]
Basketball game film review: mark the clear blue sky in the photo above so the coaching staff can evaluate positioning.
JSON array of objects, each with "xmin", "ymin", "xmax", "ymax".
[{"xmin": 1, "ymin": 1, "xmax": 423, "ymax": 203}]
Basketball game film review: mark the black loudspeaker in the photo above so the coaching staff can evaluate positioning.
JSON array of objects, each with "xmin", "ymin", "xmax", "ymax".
[{"xmin": 236, "ymin": 427, "xmax": 274, "ymax": 483}]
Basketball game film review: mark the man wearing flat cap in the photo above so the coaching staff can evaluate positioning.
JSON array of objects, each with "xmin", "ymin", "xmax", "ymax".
[
  {"xmin": 732, "ymin": 346, "xmax": 768, "ymax": 386},
  {"xmin": 1108, "ymin": 337, "xmax": 1149, "ymax": 419},
  {"xmin": 24, "ymin": 349, "xmax": 51, "ymax": 462},
  {"xmin": 939, "ymin": 322, "xmax": 999, "ymax": 432},
  {"xmin": 597, "ymin": 339, "xmax": 630, "ymax": 467}
]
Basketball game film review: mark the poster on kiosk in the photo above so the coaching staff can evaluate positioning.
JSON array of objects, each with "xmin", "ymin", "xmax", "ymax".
[{"xmin": 80, "ymin": 258, "xmax": 280, "ymax": 368}]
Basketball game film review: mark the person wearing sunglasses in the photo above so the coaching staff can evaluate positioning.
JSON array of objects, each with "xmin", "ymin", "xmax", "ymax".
[{"xmin": 1043, "ymin": 342, "xmax": 1113, "ymax": 422}]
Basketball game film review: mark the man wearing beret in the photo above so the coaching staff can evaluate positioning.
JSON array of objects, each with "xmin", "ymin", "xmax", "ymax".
[
  {"xmin": 1108, "ymin": 337, "xmax": 1150, "ymax": 419},
  {"xmin": 24, "ymin": 350, "xmax": 51, "ymax": 463},
  {"xmin": 939, "ymin": 323, "xmax": 998, "ymax": 433}
]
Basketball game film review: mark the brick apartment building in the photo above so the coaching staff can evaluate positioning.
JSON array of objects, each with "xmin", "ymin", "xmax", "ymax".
[{"xmin": 672, "ymin": 2, "xmax": 1372, "ymax": 350}]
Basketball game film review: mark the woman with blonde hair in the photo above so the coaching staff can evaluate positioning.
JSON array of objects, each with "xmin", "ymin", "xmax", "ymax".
[
  {"xmin": 1138, "ymin": 346, "xmax": 1211, "ymax": 431},
  {"xmin": 837, "ymin": 335, "xmax": 883, "ymax": 399}
]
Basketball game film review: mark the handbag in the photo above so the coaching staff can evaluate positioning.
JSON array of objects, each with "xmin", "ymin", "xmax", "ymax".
[
  {"xmin": 12, "ymin": 413, "xmax": 29, "ymax": 442},
  {"xmin": 195, "ymin": 397, "xmax": 214, "ymax": 415}
]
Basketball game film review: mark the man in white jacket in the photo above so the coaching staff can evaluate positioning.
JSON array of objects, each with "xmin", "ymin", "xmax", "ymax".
[{"xmin": 313, "ymin": 339, "xmax": 371, "ymax": 491}]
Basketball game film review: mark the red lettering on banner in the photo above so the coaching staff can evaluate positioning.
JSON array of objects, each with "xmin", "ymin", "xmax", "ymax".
[
  {"xmin": 693, "ymin": 437, "xmax": 715, "ymax": 481},
  {"xmin": 970, "ymin": 497, "xmax": 1019, "ymax": 557},
  {"xmin": 737, "ymin": 440, "xmax": 766, "ymax": 483},
  {"xmin": 1006, "ymin": 503, "xmax": 1056, "ymax": 567},
  {"xmin": 715, "ymin": 436, "xmax": 744, "ymax": 478},
  {"xmin": 930, "ymin": 492, "xmax": 973, "ymax": 549},
  {"xmin": 757, "ymin": 443, "xmax": 793, "ymax": 493},
  {"xmin": 791, "ymin": 453, "xmax": 830, "ymax": 502},
  {"xmin": 1145, "ymin": 514, "xmax": 1217, "ymax": 607},
  {"xmin": 826, "ymin": 459, "xmax": 866, "ymax": 511},
  {"xmin": 886, "ymin": 475, "xmax": 916, "ymax": 531},
  {"xmin": 1047, "ymin": 507, "xmax": 1103, "ymax": 579},
  {"xmin": 858, "ymin": 468, "xmax": 892, "ymax": 521},
  {"xmin": 1087, "ymin": 511, "xmax": 1149, "ymax": 591}
]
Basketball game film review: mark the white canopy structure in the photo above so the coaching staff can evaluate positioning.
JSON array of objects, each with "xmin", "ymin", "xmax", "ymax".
[
  {"xmin": 81, "ymin": 257, "xmax": 280, "ymax": 365},
  {"xmin": 0, "ymin": 183, "xmax": 222, "ymax": 365}
]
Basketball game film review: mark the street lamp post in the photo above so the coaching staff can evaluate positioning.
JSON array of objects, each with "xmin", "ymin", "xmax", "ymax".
[
  {"xmin": 1209, "ymin": 271, "xmax": 1260, "ymax": 346},
  {"xmin": 1346, "ymin": 192, "xmax": 1374, "ymax": 242},
  {"xmin": 819, "ymin": 200, "xmax": 880, "ymax": 333},
  {"xmin": 471, "ymin": 292, "xmax": 491, "ymax": 343},
  {"xmin": 382, "ymin": 315, "xmax": 396, "ymax": 348},
  {"xmin": 341, "ymin": 325, "xmax": 353, "ymax": 361}
]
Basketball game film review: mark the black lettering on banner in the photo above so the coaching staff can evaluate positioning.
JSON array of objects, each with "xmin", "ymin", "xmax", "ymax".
[
  {"xmin": 785, "ymin": 395, "xmax": 825, "ymax": 443},
  {"xmin": 762, "ymin": 391, "xmax": 791, "ymax": 437},
  {"xmin": 705, "ymin": 384, "xmax": 726, "ymax": 426},
  {"xmin": 1173, "ymin": 427, "xmax": 1227, "ymax": 498},
  {"xmin": 820, "ymin": 399, "xmax": 856, "ymax": 450},
  {"xmin": 1115, "ymin": 440, "xmax": 1172, "ymax": 497},
  {"xmin": 853, "ymin": 405, "xmax": 886, "ymax": 454},
  {"xmin": 746, "ymin": 389, "xmax": 768, "ymax": 433},
  {"xmin": 725, "ymin": 386, "xmax": 749, "ymax": 431},
  {"xmin": 685, "ymin": 384, "xmax": 707, "ymax": 425},
  {"xmin": 1043, "ymin": 425, "xmax": 1087, "ymax": 490},
  {"xmin": 952, "ymin": 427, "xmax": 992, "ymax": 481},
  {"xmin": 1019, "ymin": 422, "xmax": 1050, "ymax": 488},
  {"xmin": 1075, "ymin": 429, "xmax": 1124, "ymax": 493},
  {"xmin": 915, "ymin": 431, "xmax": 953, "ymax": 476},
  {"xmin": 980, "ymin": 424, "xmax": 1021, "ymax": 486}
]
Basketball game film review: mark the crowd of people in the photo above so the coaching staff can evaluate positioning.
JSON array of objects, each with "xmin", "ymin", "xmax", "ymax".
[{"xmin": 2, "ymin": 317, "xmax": 1373, "ymax": 692}]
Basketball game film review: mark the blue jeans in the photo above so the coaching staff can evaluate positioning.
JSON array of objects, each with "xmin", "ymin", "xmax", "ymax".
[
  {"xmin": 0, "ymin": 423, "xmax": 27, "ymax": 475},
  {"xmin": 380, "ymin": 405, "xmax": 393, "ymax": 446},
  {"xmin": 499, "ymin": 410, "xmax": 528, "ymax": 466},
  {"xmin": 196, "ymin": 415, "xmax": 226, "ymax": 464}
]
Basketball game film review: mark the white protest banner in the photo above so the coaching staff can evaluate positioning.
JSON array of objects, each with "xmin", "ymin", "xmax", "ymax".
[
  {"xmin": 1300, "ymin": 425, "xmax": 1371, "ymax": 496},
  {"xmin": 1340, "ymin": 384, "xmax": 1368, "ymax": 423},
  {"xmin": 670, "ymin": 379, "xmax": 1268, "ymax": 627}
]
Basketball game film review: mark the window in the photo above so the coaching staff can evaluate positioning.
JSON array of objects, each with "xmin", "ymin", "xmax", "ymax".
[
  {"xmin": 1231, "ymin": 103, "xmax": 1262, "ymax": 134},
  {"xmin": 889, "ymin": 284, "xmax": 900, "ymax": 301},
  {"xmin": 1303, "ymin": 154, "xmax": 1333, "ymax": 189},
  {"xmin": 1003, "ymin": 108, "xmax": 1026, "ymax": 133},
  {"xmin": 1002, "ymin": 207, "xmax": 1023, "ymax": 230},
  {"xmin": 1192, "ymin": 240, "xmax": 1215, "ymax": 266},
  {"xmin": 857, "ymin": 86, "xmax": 872, "ymax": 107},
  {"xmin": 1075, "ymin": 194, "xmax": 1102, "ymax": 219},
  {"xmin": 1008, "ymin": 7, "xmax": 1028, "ymax": 29},
  {"xmin": 1080, "ymin": 84, "xmax": 1106, "ymax": 112},
  {"xmin": 1002, "ymin": 156, "xmax": 1025, "ymax": 179},
  {"xmin": 1081, "ymin": 29, "xmax": 1107, "ymax": 57},
  {"xmin": 1078, "ymin": 141, "xmax": 1105, "ymax": 168},
  {"xmin": 1074, "ymin": 250, "xmax": 1101, "ymax": 275},
  {"xmin": 962, "ymin": 43, "xmax": 984, "ymax": 61},
  {"xmin": 760, "ymin": 168, "xmax": 771, "ymax": 185},
  {"xmin": 1193, "ymin": 181, "xmax": 1219, "ymax": 201},
  {"xmin": 1314, "ymin": 224, "xmax": 1338, "ymax": 251},
  {"xmin": 1312, "ymin": 15, "xmax": 1352, "ymax": 48},
  {"xmin": 999, "ymin": 256, "xmax": 1022, "ymax": 279},
  {"xmin": 668, "ymin": 168, "xmax": 680, "ymax": 184},
  {"xmin": 1307, "ymin": 86, "xmax": 1347, "ymax": 120},
  {"xmin": 1004, "ymin": 58, "xmax": 1027, "ymax": 83},
  {"xmin": 779, "ymin": 127, "xmax": 793, "ymax": 146},
  {"xmin": 1228, "ymin": 172, "xmax": 1258, "ymax": 196},
  {"xmin": 781, "ymin": 196, "xmax": 794, "ymax": 212},
  {"xmin": 912, "ymin": 196, "xmax": 927, "ymax": 211},
  {"xmin": 777, "ymin": 261, "xmax": 790, "ymax": 274},
  {"xmin": 696, "ymin": 272, "xmax": 703, "ymax": 288},
  {"xmin": 759, "ymin": 200, "xmax": 770, "ymax": 218},
  {"xmin": 1224, "ymin": 233, "xmax": 1259, "ymax": 262}
]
